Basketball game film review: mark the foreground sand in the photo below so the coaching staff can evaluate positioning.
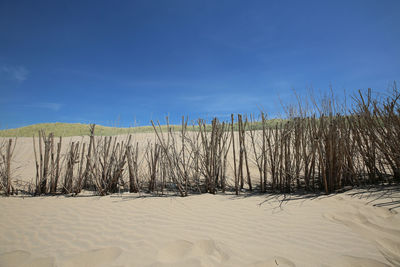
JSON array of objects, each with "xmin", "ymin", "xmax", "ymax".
[{"xmin": 1, "ymin": 189, "xmax": 399, "ymax": 267}]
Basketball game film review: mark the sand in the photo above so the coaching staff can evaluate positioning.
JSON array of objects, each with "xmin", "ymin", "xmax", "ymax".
[
  {"xmin": 2, "ymin": 135, "xmax": 156, "ymax": 187},
  {"xmin": 1, "ymin": 190, "xmax": 399, "ymax": 267},
  {"xmin": 1, "ymin": 136, "xmax": 400, "ymax": 266}
]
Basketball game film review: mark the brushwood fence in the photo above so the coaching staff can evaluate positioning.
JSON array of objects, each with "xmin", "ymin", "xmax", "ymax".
[{"xmin": 1, "ymin": 87, "xmax": 399, "ymax": 196}]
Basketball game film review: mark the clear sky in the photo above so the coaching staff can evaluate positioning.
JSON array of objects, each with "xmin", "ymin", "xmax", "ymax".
[{"xmin": 0, "ymin": 0, "xmax": 399, "ymax": 129}]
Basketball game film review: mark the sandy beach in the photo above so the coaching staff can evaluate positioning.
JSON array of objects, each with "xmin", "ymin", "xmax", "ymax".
[{"xmin": 1, "ymin": 187, "xmax": 399, "ymax": 267}]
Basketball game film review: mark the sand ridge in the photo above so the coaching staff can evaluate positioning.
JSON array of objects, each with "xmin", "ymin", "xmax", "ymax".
[{"xmin": 1, "ymin": 191, "xmax": 399, "ymax": 267}]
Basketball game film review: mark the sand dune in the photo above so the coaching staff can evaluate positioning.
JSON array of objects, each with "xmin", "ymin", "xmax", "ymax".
[
  {"xmin": 1, "ymin": 135, "xmax": 400, "ymax": 266},
  {"xmin": 324, "ymin": 194, "xmax": 400, "ymax": 266},
  {"xmin": 1, "ymin": 190, "xmax": 399, "ymax": 267}
]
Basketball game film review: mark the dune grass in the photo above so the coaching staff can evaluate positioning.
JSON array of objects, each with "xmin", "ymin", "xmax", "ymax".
[
  {"xmin": 0, "ymin": 119, "xmax": 285, "ymax": 137},
  {"xmin": 0, "ymin": 123, "xmax": 152, "ymax": 137}
]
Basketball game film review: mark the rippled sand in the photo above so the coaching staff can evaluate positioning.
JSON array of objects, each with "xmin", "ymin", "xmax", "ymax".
[{"xmin": 1, "ymin": 190, "xmax": 399, "ymax": 267}]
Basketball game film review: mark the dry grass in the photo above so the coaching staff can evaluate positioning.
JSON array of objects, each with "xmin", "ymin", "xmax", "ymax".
[
  {"xmin": 0, "ymin": 138, "xmax": 16, "ymax": 195},
  {"xmin": 1, "ymin": 85, "xmax": 399, "ymax": 196}
]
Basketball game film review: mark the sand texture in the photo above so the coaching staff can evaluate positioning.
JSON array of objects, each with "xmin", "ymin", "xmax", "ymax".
[
  {"xmin": 1, "ymin": 134, "xmax": 400, "ymax": 266},
  {"xmin": 1, "ymin": 190, "xmax": 399, "ymax": 267}
]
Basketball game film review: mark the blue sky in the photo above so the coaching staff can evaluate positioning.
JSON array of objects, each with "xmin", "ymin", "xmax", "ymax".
[{"xmin": 0, "ymin": 0, "xmax": 399, "ymax": 129}]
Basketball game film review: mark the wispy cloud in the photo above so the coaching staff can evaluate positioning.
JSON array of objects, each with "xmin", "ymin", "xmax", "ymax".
[
  {"xmin": 25, "ymin": 102, "xmax": 63, "ymax": 111},
  {"xmin": 1, "ymin": 65, "xmax": 29, "ymax": 82}
]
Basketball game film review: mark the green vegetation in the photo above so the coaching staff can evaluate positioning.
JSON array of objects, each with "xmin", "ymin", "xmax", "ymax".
[
  {"xmin": 0, "ymin": 118, "xmax": 285, "ymax": 137},
  {"xmin": 0, "ymin": 123, "xmax": 151, "ymax": 137}
]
